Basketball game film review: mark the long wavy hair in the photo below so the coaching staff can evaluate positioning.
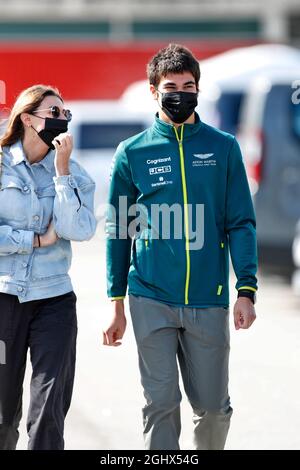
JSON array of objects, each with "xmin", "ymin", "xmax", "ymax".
[
  {"xmin": 0, "ymin": 84, "xmax": 63, "ymax": 188},
  {"xmin": 0, "ymin": 84, "xmax": 63, "ymax": 147}
]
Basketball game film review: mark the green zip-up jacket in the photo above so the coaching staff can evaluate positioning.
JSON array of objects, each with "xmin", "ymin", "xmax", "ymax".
[{"xmin": 106, "ymin": 113, "xmax": 257, "ymax": 307}]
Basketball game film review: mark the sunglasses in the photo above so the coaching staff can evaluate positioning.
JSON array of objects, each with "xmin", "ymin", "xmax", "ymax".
[{"xmin": 32, "ymin": 105, "xmax": 72, "ymax": 122}]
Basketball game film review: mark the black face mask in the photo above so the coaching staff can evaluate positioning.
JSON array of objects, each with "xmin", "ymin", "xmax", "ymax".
[
  {"xmin": 158, "ymin": 91, "xmax": 198, "ymax": 124},
  {"xmin": 31, "ymin": 117, "xmax": 68, "ymax": 149}
]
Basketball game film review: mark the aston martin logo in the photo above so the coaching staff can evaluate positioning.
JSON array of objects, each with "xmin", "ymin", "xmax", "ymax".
[{"xmin": 193, "ymin": 153, "xmax": 214, "ymax": 159}]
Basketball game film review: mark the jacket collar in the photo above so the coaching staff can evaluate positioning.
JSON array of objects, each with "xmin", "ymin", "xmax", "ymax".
[
  {"xmin": 152, "ymin": 112, "xmax": 203, "ymax": 140},
  {"xmin": 9, "ymin": 140, "xmax": 54, "ymax": 173}
]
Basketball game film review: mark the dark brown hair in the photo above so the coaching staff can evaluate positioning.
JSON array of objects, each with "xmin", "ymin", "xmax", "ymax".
[{"xmin": 147, "ymin": 43, "xmax": 200, "ymax": 90}]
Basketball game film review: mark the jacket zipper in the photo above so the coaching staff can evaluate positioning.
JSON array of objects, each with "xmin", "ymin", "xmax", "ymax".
[{"xmin": 174, "ymin": 125, "xmax": 190, "ymax": 305}]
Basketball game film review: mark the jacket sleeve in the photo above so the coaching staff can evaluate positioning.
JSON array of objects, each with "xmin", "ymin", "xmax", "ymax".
[
  {"xmin": 225, "ymin": 138, "xmax": 258, "ymax": 292},
  {"xmin": 0, "ymin": 225, "xmax": 33, "ymax": 256},
  {"xmin": 106, "ymin": 142, "xmax": 138, "ymax": 299},
  {"xmin": 53, "ymin": 168, "xmax": 97, "ymax": 242}
]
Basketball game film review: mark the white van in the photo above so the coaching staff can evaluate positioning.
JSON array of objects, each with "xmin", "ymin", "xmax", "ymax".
[
  {"xmin": 66, "ymin": 100, "xmax": 153, "ymax": 212},
  {"xmin": 237, "ymin": 70, "xmax": 300, "ymax": 275}
]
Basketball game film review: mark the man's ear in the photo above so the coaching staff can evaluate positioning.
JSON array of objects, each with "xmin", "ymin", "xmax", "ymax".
[
  {"xmin": 150, "ymin": 84, "xmax": 159, "ymax": 101},
  {"xmin": 20, "ymin": 112, "xmax": 32, "ymax": 128}
]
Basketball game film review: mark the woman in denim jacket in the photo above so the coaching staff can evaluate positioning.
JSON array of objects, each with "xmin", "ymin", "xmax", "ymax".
[{"xmin": 0, "ymin": 85, "xmax": 97, "ymax": 450}]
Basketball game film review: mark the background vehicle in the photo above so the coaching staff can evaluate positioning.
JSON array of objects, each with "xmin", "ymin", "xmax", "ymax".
[
  {"xmin": 200, "ymin": 44, "xmax": 300, "ymax": 133},
  {"xmin": 67, "ymin": 100, "xmax": 153, "ymax": 213},
  {"xmin": 238, "ymin": 70, "xmax": 300, "ymax": 275}
]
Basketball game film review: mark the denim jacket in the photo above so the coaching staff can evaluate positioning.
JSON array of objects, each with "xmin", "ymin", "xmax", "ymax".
[{"xmin": 0, "ymin": 140, "xmax": 97, "ymax": 302}]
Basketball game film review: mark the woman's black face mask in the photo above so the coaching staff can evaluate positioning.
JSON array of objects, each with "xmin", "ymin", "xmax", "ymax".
[{"xmin": 31, "ymin": 117, "xmax": 68, "ymax": 149}]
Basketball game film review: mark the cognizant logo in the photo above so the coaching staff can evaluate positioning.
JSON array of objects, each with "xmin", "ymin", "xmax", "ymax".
[{"xmin": 147, "ymin": 157, "xmax": 171, "ymax": 165}]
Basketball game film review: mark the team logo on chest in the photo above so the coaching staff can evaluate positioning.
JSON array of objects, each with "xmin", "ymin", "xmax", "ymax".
[
  {"xmin": 192, "ymin": 153, "xmax": 216, "ymax": 167},
  {"xmin": 149, "ymin": 165, "xmax": 171, "ymax": 176},
  {"xmin": 146, "ymin": 156, "xmax": 173, "ymax": 187}
]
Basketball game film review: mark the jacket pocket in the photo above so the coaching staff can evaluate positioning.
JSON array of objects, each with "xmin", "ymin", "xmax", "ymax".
[
  {"xmin": 132, "ymin": 234, "xmax": 153, "ymax": 285},
  {"xmin": 0, "ymin": 175, "xmax": 31, "ymax": 225},
  {"xmin": 0, "ymin": 254, "xmax": 16, "ymax": 276},
  {"xmin": 30, "ymin": 239, "xmax": 71, "ymax": 280},
  {"xmin": 36, "ymin": 183, "xmax": 56, "ymax": 198}
]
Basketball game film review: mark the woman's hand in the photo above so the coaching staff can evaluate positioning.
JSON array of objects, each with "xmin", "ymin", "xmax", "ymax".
[
  {"xmin": 34, "ymin": 220, "xmax": 58, "ymax": 248},
  {"xmin": 53, "ymin": 132, "xmax": 73, "ymax": 176}
]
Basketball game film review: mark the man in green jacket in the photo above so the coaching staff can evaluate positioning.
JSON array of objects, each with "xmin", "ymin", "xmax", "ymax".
[{"xmin": 104, "ymin": 43, "xmax": 257, "ymax": 450}]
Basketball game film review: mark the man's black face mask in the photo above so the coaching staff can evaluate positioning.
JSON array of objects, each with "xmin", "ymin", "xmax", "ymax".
[{"xmin": 158, "ymin": 90, "xmax": 198, "ymax": 124}]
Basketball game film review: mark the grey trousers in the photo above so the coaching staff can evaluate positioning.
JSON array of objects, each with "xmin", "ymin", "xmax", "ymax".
[{"xmin": 129, "ymin": 294, "xmax": 233, "ymax": 450}]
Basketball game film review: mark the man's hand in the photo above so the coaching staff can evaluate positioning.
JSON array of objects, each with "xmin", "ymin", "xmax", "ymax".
[
  {"xmin": 53, "ymin": 132, "xmax": 73, "ymax": 176},
  {"xmin": 103, "ymin": 299, "xmax": 127, "ymax": 347},
  {"xmin": 233, "ymin": 297, "xmax": 256, "ymax": 330}
]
